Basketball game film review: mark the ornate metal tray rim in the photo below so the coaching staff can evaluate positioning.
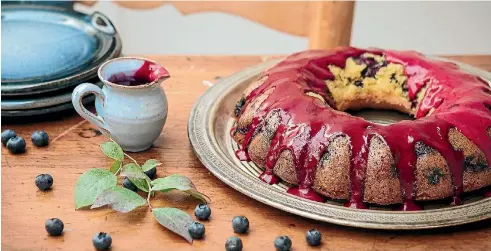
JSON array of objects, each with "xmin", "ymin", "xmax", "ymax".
[{"xmin": 188, "ymin": 56, "xmax": 491, "ymax": 229}]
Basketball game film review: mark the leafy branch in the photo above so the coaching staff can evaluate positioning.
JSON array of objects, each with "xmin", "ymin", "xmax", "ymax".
[{"xmin": 74, "ymin": 140, "xmax": 209, "ymax": 243}]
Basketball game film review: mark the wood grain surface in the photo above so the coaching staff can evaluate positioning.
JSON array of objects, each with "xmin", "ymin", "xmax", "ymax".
[{"xmin": 2, "ymin": 55, "xmax": 491, "ymax": 251}]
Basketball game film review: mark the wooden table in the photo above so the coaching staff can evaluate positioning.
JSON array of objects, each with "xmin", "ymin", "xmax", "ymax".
[{"xmin": 2, "ymin": 55, "xmax": 491, "ymax": 251}]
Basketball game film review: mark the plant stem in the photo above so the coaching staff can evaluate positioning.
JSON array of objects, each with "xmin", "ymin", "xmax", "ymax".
[
  {"xmin": 115, "ymin": 162, "xmax": 122, "ymax": 175},
  {"xmin": 124, "ymin": 153, "xmax": 139, "ymax": 165},
  {"xmin": 146, "ymin": 180, "xmax": 153, "ymax": 211}
]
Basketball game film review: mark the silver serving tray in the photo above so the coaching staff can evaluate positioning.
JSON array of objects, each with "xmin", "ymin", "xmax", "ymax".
[{"xmin": 188, "ymin": 56, "xmax": 491, "ymax": 229}]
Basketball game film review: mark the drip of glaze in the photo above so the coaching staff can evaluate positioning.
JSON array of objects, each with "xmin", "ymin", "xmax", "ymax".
[
  {"xmin": 134, "ymin": 60, "xmax": 170, "ymax": 83},
  {"xmin": 345, "ymin": 129, "xmax": 371, "ymax": 209},
  {"xmin": 235, "ymin": 150, "xmax": 250, "ymax": 162},
  {"xmin": 235, "ymin": 117, "xmax": 262, "ymax": 161},
  {"xmin": 259, "ymin": 171, "xmax": 280, "ymax": 185},
  {"xmin": 108, "ymin": 60, "xmax": 170, "ymax": 86},
  {"xmin": 287, "ymin": 186, "xmax": 326, "ymax": 202},
  {"xmin": 285, "ymin": 122, "xmax": 328, "ymax": 202},
  {"xmin": 233, "ymin": 47, "xmax": 491, "ymax": 210},
  {"xmin": 451, "ymin": 196, "xmax": 462, "ymax": 206},
  {"xmin": 345, "ymin": 200, "xmax": 369, "ymax": 209},
  {"xmin": 380, "ymin": 119, "xmax": 465, "ymax": 210},
  {"xmin": 400, "ymin": 199, "xmax": 421, "ymax": 211},
  {"xmin": 261, "ymin": 121, "xmax": 289, "ymax": 185}
]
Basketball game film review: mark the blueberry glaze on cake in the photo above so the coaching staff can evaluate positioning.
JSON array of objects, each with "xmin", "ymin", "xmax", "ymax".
[{"xmin": 231, "ymin": 47, "xmax": 491, "ymax": 210}]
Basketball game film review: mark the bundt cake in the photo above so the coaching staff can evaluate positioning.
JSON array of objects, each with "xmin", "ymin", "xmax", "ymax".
[{"xmin": 231, "ymin": 47, "xmax": 491, "ymax": 211}]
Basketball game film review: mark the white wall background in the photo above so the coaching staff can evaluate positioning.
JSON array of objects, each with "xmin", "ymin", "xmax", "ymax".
[{"xmin": 77, "ymin": 1, "xmax": 491, "ymax": 55}]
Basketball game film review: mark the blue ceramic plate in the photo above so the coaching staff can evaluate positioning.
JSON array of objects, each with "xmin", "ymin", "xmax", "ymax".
[
  {"xmin": 1, "ymin": 95, "xmax": 95, "ymax": 117},
  {"xmin": 2, "ymin": 79, "xmax": 103, "ymax": 111},
  {"xmin": 1, "ymin": 5, "xmax": 122, "ymax": 96}
]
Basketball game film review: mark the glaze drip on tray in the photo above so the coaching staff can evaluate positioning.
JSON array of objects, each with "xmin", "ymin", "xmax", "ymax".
[{"xmin": 234, "ymin": 47, "xmax": 491, "ymax": 210}]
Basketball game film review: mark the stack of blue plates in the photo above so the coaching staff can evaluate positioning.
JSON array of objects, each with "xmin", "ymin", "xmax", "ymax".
[{"xmin": 1, "ymin": 3, "xmax": 122, "ymax": 117}]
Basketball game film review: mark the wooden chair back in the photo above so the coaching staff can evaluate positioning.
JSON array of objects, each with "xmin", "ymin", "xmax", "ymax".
[{"xmin": 92, "ymin": 1, "xmax": 355, "ymax": 50}]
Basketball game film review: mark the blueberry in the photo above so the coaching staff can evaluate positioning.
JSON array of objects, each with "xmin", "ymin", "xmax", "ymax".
[
  {"xmin": 225, "ymin": 236, "xmax": 243, "ymax": 251},
  {"xmin": 31, "ymin": 130, "xmax": 49, "ymax": 147},
  {"xmin": 122, "ymin": 177, "xmax": 137, "ymax": 192},
  {"xmin": 144, "ymin": 167, "xmax": 157, "ymax": 179},
  {"xmin": 1, "ymin": 129, "xmax": 16, "ymax": 146},
  {"xmin": 93, "ymin": 232, "xmax": 112, "ymax": 250},
  {"xmin": 188, "ymin": 222, "xmax": 205, "ymax": 239},
  {"xmin": 36, "ymin": 174, "xmax": 53, "ymax": 191},
  {"xmin": 6, "ymin": 136, "xmax": 26, "ymax": 154},
  {"xmin": 390, "ymin": 73, "xmax": 397, "ymax": 82},
  {"xmin": 362, "ymin": 66, "xmax": 380, "ymax": 78},
  {"xmin": 234, "ymin": 97, "xmax": 246, "ymax": 117},
  {"xmin": 45, "ymin": 218, "xmax": 64, "ymax": 236},
  {"xmin": 426, "ymin": 168, "xmax": 445, "ymax": 185},
  {"xmin": 274, "ymin": 236, "xmax": 292, "ymax": 251},
  {"xmin": 232, "ymin": 216, "xmax": 249, "ymax": 234},
  {"xmin": 353, "ymin": 80, "xmax": 363, "ymax": 87},
  {"xmin": 306, "ymin": 229, "xmax": 322, "ymax": 246},
  {"xmin": 194, "ymin": 203, "xmax": 211, "ymax": 220},
  {"xmin": 236, "ymin": 127, "xmax": 248, "ymax": 134}
]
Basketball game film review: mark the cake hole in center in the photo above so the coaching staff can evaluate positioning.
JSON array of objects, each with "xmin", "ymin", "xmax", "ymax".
[{"xmin": 347, "ymin": 108, "xmax": 414, "ymax": 125}]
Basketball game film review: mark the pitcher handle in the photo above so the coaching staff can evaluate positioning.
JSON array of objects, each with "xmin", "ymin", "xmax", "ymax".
[{"xmin": 72, "ymin": 83, "xmax": 111, "ymax": 135}]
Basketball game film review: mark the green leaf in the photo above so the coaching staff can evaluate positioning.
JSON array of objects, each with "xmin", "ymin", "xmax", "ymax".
[
  {"xmin": 90, "ymin": 186, "xmax": 146, "ymax": 213},
  {"xmin": 184, "ymin": 190, "xmax": 209, "ymax": 204},
  {"xmin": 100, "ymin": 141, "xmax": 124, "ymax": 161},
  {"xmin": 110, "ymin": 160, "xmax": 121, "ymax": 174},
  {"xmin": 151, "ymin": 175, "xmax": 191, "ymax": 192},
  {"xmin": 120, "ymin": 163, "xmax": 150, "ymax": 181},
  {"xmin": 74, "ymin": 168, "xmax": 117, "ymax": 209},
  {"xmin": 152, "ymin": 208, "xmax": 194, "ymax": 243},
  {"xmin": 151, "ymin": 174, "xmax": 209, "ymax": 203},
  {"xmin": 142, "ymin": 159, "xmax": 162, "ymax": 172},
  {"xmin": 129, "ymin": 177, "xmax": 150, "ymax": 192}
]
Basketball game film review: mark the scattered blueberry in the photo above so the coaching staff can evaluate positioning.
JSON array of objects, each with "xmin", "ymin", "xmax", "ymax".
[
  {"xmin": 31, "ymin": 130, "xmax": 49, "ymax": 146},
  {"xmin": 306, "ymin": 229, "xmax": 322, "ymax": 246},
  {"xmin": 144, "ymin": 167, "xmax": 157, "ymax": 179},
  {"xmin": 122, "ymin": 177, "xmax": 137, "ymax": 192},
  {"xmin": 6, "ymin": 136, "xmax": 26, "ymax": 154},
  {"xmin": 225, "ymin": 236, "xmax": 243, "ymax": 251},
  {"xmin": 45, "ymin": 218, "xmax": 64, "ymax": 236},
  {"xmin": 93, "ymin": 232, "xmax": 112, "ymax": 250},
  {"xmin": 188, "ymin": 222, "xmax": 205, "ymax": 239},
  {"xmin": 194, "ymin": 203, "xmax": 211, "ymax": 220},
  {"xmin": 35, "ymin": 174, "xmax": 53, "ymax": 191},
  {"xmin": 274, "ymin": 236, "xmax": 292, "ymax": 251},
  {"xmin": 1, "ymin": 129, "xmax": 16, "ymax": 146},
  {"xmin": 232, "ymin": 216, "xmax": 249, "ymax": 234}
]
